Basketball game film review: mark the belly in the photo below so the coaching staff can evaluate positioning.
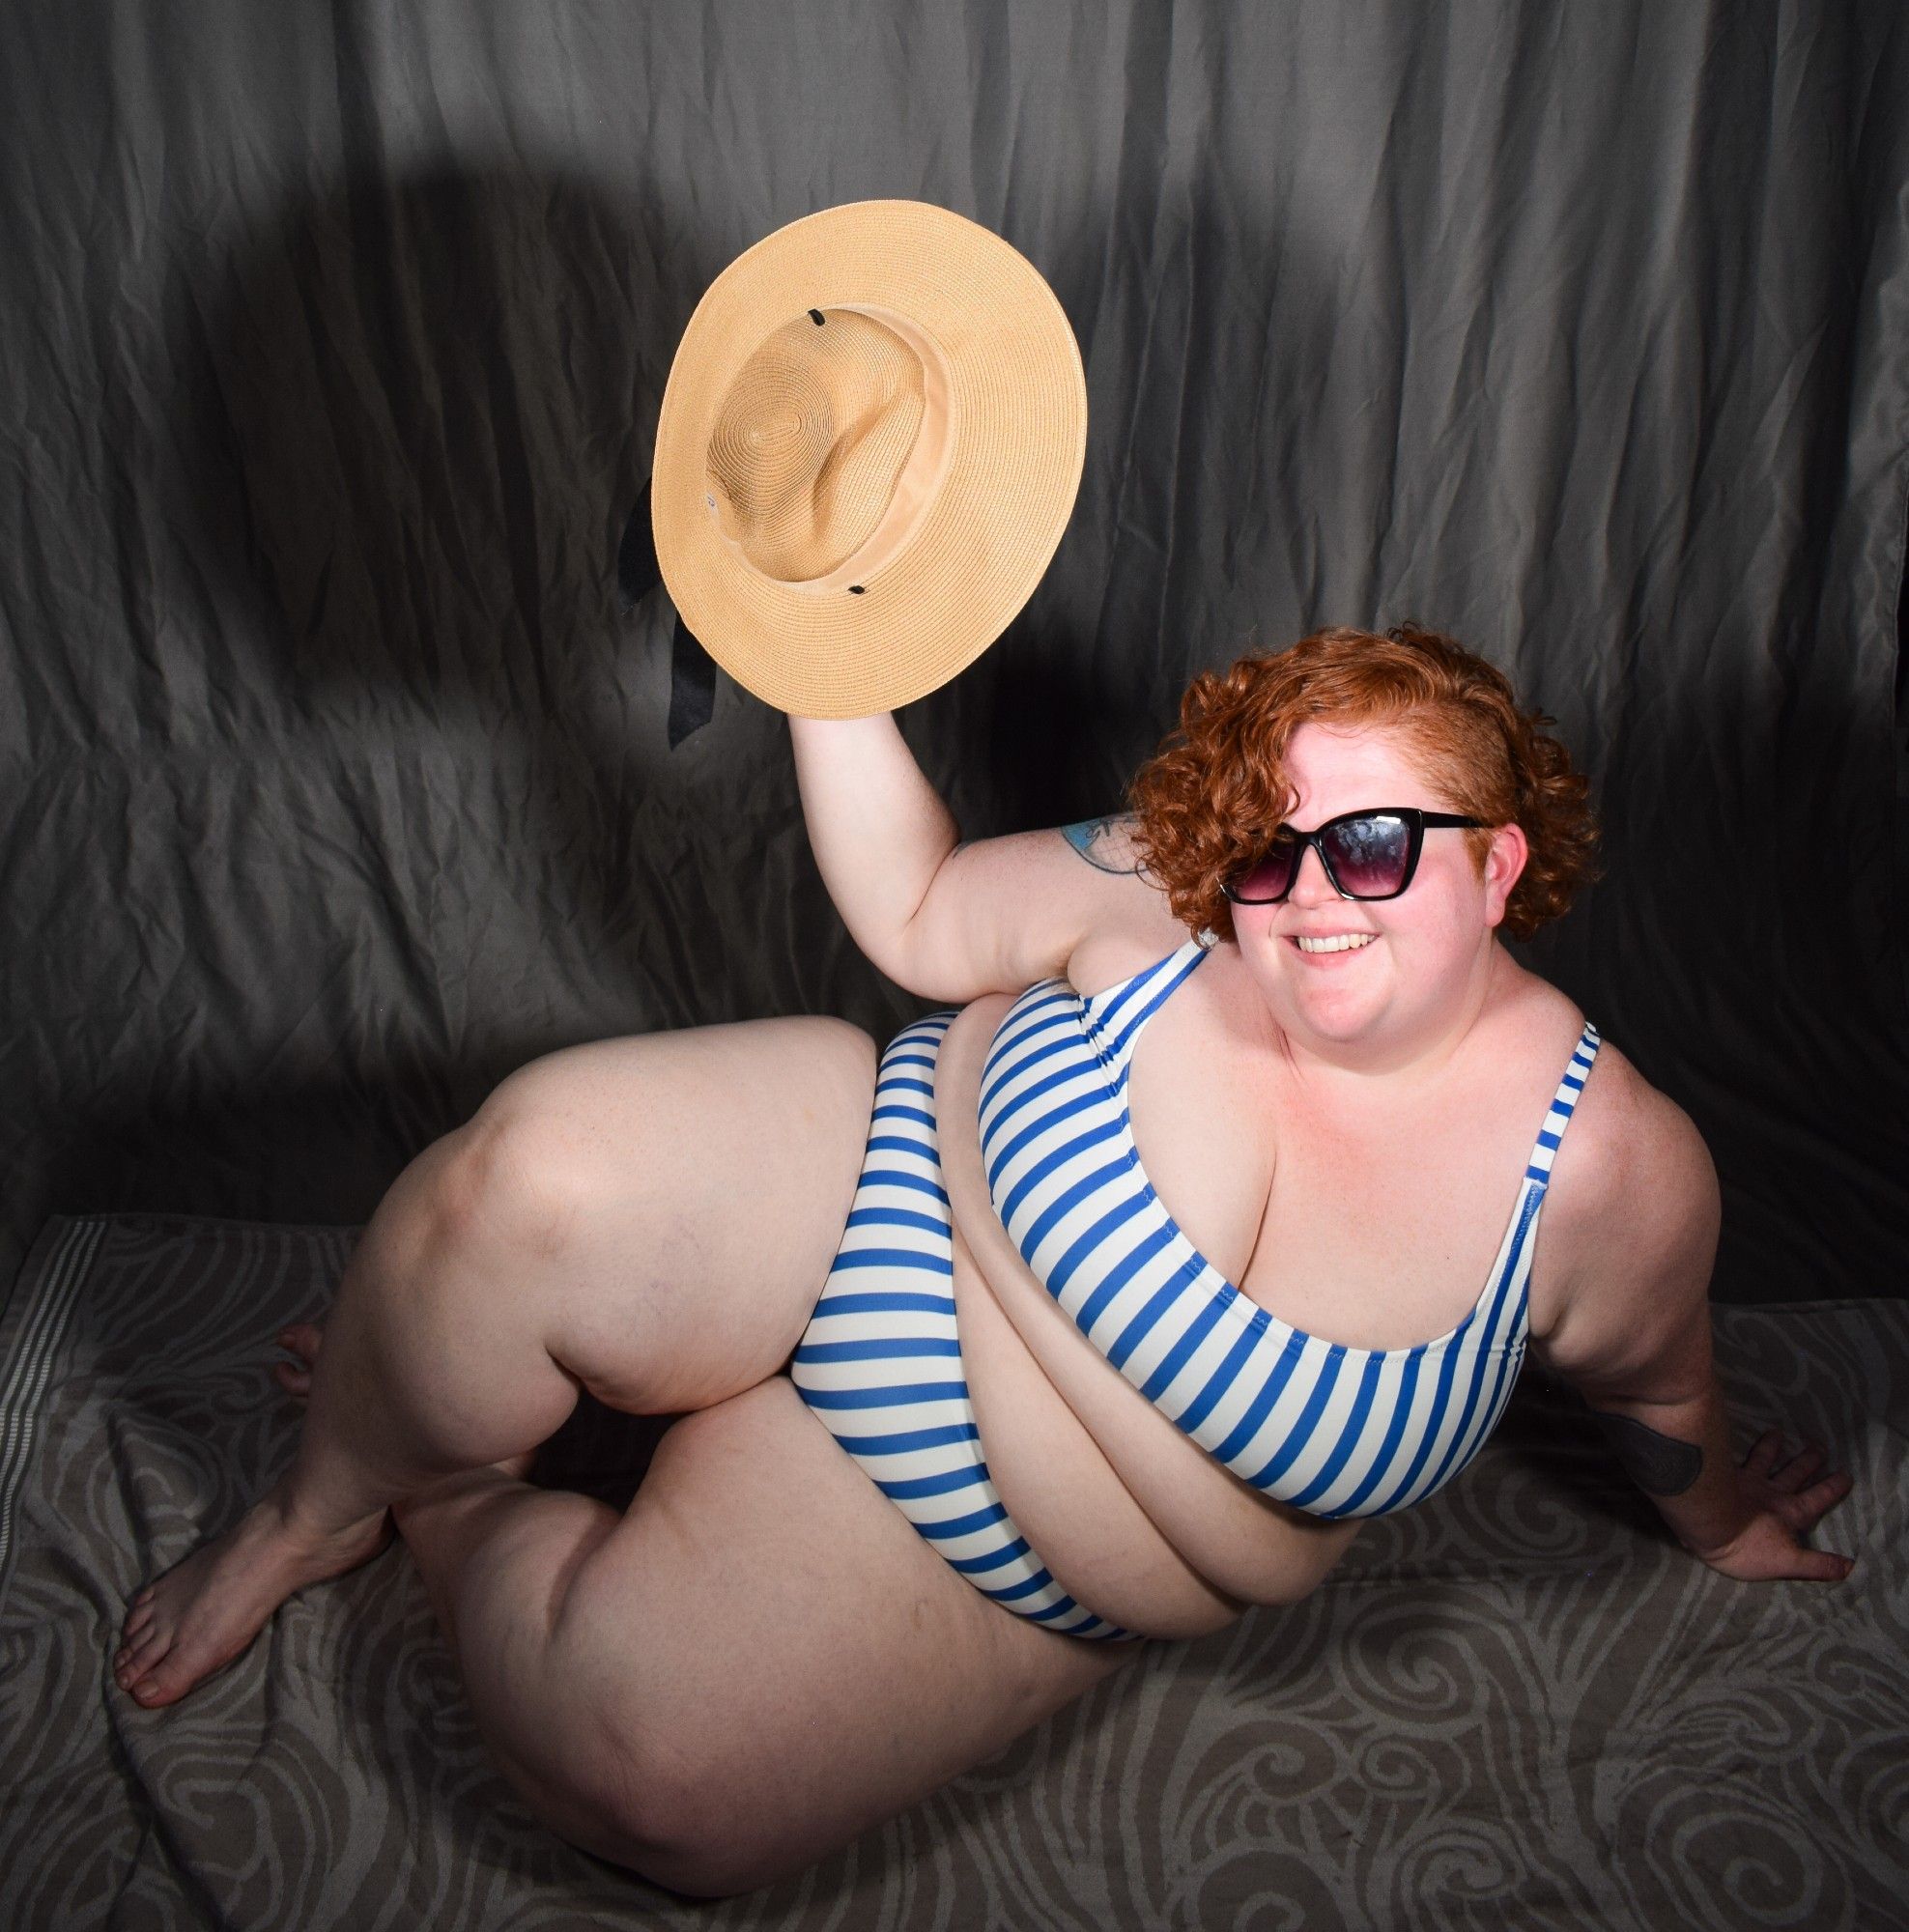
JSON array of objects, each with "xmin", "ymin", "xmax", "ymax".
[{"xmin": 938, "ymin": 994, "xmax": 1358, "ymax": 1636}]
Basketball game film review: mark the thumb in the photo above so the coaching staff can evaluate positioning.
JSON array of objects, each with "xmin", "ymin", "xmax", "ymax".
[{"xmin": 1792, "ymin": 1548, "xmax": 1855, "ymax": 1584}]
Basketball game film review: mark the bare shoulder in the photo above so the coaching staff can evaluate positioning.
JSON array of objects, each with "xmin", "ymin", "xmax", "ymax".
[
  {"xmin": 1546, "ymin": 1036, "xmax": 1716, "ymax": 1223},
  {"xmin": 1528, "ymin": 1030, "xmax": 1722, "ymax": 1345},
  {"xmin": 1054, "ymin": 814, "xmax": 1196, "ymax": 990}
]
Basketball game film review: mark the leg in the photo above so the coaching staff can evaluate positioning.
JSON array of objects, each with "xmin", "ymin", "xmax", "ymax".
[
  {"xmin": 116, "ymin": 1014, "xmax": 877, "ymax": 1706},
  {"xmin": 390, "ymin": 1377, "xmax": 1144, "ymax": 1896}
]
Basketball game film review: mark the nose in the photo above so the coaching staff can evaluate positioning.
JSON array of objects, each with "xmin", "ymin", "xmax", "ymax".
[{"xmin": 1288, "ymin": 838, "xmax": 1341, "ymax": 905}]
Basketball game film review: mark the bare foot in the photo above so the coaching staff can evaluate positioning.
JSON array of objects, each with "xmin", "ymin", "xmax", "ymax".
[
  {"xmin": 271, "ymin": 1321, "xmax": 325, "ymax": 1403},
  {"xmin": 113, "ymin": 1489, "xmax": 390, "ymax": 1709},
  {"xmin": 114, "ymin": 1321, "xmax": 546, "ymax": 1707}
]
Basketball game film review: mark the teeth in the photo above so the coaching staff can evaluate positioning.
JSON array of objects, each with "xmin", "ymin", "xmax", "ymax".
[{"xmin": 1296, "ymin": 933, "xmax": 1376, "ymax": 953}]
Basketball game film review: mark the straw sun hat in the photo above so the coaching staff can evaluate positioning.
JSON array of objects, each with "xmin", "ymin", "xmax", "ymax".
[{"xmin": 650, "ymin": 200, "xmax": 1087, "ymax": 719}]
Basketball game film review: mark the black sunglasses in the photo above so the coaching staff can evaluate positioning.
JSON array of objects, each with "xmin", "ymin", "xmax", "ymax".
[{"xmin": 1221, "ymin": 807, "xmax": 1488, "ymax": 905}]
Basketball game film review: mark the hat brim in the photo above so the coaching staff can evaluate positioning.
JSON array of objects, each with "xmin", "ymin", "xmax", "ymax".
[{"xmin": 652, "ymin": 201, "xmax": 1087, "ymax": 719}]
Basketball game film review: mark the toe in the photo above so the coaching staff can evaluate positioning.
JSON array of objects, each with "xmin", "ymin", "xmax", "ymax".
[
  {"xmin": 117, "ymin": 1636, "xmax": 169, "ymax": 1698},
  {"xmin": 281, "ymin": 1322, "xmax": 324, "ymax": 1361},
  {"xmin": 128, "ymin": 1672, "xmax": 176, "ymax": 1707},
  {"xmin": 122, "ymin": 1629, "xmax": 169, "ymax": 1677},
  {"xmin": 116, "ymin": 1643, "xmax": 158, "ymax": 1693},
  {"xmin": 132, "ymin": 1644, "xmax": 219, "ymax": 1709}
]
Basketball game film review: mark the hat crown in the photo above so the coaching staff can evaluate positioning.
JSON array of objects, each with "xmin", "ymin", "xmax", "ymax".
[
  {"xmin": 707, "ymin": 309, "xmax": 929, "ymax": 584},
  {"xmin": 653, "ymin": 199, "xmax": 1087, "ymax": 717}
]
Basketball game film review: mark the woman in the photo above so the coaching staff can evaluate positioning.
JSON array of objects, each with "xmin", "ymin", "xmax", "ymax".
[{"xmin": 111, "ymin": 623, "xmax": 1852, "ymax": 1896}]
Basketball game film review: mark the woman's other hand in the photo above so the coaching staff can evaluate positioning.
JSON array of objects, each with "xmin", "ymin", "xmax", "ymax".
[{"xmin": 1688, "ymin": 1429, "xmax": 1856, "ymax": 1583}]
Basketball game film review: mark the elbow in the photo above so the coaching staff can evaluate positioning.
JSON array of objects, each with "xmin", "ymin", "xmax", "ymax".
[{"xmin": 854, "ymin": 921, "xmax": 941, "ymax": 1003}]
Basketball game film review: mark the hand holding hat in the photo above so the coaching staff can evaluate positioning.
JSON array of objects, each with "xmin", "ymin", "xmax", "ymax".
[{"xmin": 650, "ymin": 200, "xmax": 1087, "ymax": 719}]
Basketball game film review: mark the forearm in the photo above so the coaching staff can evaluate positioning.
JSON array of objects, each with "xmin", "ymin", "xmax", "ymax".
[
  {"xmin": 787, "ymin": 712, "xmax": 959, "ymax": 968},
  {"xmin": 1553, "ymin": 1116, "xmax": 1851, "ymax": 1583},
  {"xmin": 1589, "ymin": 1367, "xmax": 1752, "ymax": 1558}
]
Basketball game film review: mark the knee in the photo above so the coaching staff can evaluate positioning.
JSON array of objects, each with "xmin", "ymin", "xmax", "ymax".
[
  {"xmin": 796, "ymin": 1014, "xmax": 878, "ymax": 1125},
  {"xmin": 392, "ymin": 1102, "xmax": 587, "ymax": 1270}
]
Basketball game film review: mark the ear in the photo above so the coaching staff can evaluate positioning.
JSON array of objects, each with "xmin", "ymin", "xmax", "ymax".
[{"xmin": 1483, "ymin": 822, "xmax": 1529, "ymax": 927}]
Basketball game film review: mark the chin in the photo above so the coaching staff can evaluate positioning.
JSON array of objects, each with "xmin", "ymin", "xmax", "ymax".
[
  {"xmin": 1296, "ymin": 1000, "xmax": 1384, "ymax": 1041},
  {"xmin": 1269, "ymin": 972, "xmax": 1379, "ymax": 1027}
]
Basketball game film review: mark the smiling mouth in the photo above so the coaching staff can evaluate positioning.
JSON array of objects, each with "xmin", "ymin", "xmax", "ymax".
[{"xmin": 1289, "ymin": 933, "xmax": 1377, "ymax": 956}]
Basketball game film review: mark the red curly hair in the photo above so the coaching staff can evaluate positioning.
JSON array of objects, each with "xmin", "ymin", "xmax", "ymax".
[{"xmin": 1125, "ymin": 625, "xmax": 1603, "ymax": 943}]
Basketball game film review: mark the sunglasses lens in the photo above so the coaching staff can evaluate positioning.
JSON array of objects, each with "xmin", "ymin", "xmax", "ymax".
[
  {"xmin": 1229, "ymin": 837, "xmax": 1298, "ymax": 902},
  {"xmin": 1324, "ymin": 814, "xmax": 1410, "ymax": 896}
]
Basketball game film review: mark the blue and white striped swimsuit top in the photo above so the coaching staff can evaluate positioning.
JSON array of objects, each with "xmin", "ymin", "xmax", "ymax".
[{"xmin": 977, "ymin": 935, "xmax": 1602, "ymax": 1521}]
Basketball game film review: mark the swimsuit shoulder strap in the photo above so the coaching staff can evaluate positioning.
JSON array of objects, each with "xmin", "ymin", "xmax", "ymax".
[
  {"xmin": 1078, "ymin": 934, "xmax": 1212, "ymax": 1086},
  {"xmin": 1522, "ymin": 1021, "xmax": 1604, "ymax": 1186}
]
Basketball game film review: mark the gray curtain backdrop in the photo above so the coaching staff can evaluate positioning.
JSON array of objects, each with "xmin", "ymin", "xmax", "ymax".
[{"xmin": 2, "ymin": 1, "xmax": 1904, "ymax": 1307}]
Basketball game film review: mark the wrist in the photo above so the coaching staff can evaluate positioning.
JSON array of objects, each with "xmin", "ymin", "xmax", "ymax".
[{"xmin": 1675, "ymin": 1499, "xmax": 1756, "ymax": 1564}]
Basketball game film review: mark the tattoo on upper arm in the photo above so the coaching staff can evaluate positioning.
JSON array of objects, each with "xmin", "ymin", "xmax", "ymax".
[
  {"xmin": 1592, "ymin": 1410, "xmax": 1704, "ymax": 1496},
  {"xmin": 1061, "ymin": 814, "xmax": 1140, "ymax": 874}
]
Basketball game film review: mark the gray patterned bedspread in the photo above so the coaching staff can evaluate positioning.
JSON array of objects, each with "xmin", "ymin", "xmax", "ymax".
[{"xmin": 1, "ymin": 1214, "xmax": 1903, "ymax": 1931}]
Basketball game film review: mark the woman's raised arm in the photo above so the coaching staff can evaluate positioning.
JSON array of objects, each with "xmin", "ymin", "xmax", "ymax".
[{"xmin": 788, "ymin": 713, "xmax": 1159, "ymax": 1004}]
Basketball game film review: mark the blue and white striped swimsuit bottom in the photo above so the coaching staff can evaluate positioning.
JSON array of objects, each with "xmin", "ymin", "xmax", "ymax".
[
  {"xmin": 789, "ymin": 1011, "xmax": 1130, "ymax": 1640},
  {"xmin": 791, "ymin": 939, "xmax": 1601, "ymax": 1638}
]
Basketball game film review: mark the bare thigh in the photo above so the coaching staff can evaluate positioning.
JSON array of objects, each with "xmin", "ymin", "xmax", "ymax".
[
  {"xmin": 515, "ymin": 1378, "xmax": 1141, "ymax": 1895},
  {"xmin": 456, "ymin": 1014, "xmax": 877, "ymax": 1412}
]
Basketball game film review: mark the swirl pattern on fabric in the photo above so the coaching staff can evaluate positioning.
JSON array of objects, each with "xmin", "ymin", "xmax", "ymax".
[{"xmin": 0, "ymin": 1217, "xmax": 1901, "ymax": 1930}]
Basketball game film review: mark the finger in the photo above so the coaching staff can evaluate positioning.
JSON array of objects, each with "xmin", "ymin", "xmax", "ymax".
[
  {"xmin": 1792, "ymin": 1470, "xmax": 1854, "ymax": 1520},
  {"xmin": 1777, "ymin": 1468, "xmax": 1854, "ymax": 1526},
  {"xmin": 1792, "ymin": 1549, "xmax": 1855, "ymax": 1584},
  {"xmin": 1773, "ymin": 1443, "xmax": 1825, "ymax": 1490},
  {"xmin": 1742, "ymin": 1428, "xmax": 1783, "ymax": 1476}
]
